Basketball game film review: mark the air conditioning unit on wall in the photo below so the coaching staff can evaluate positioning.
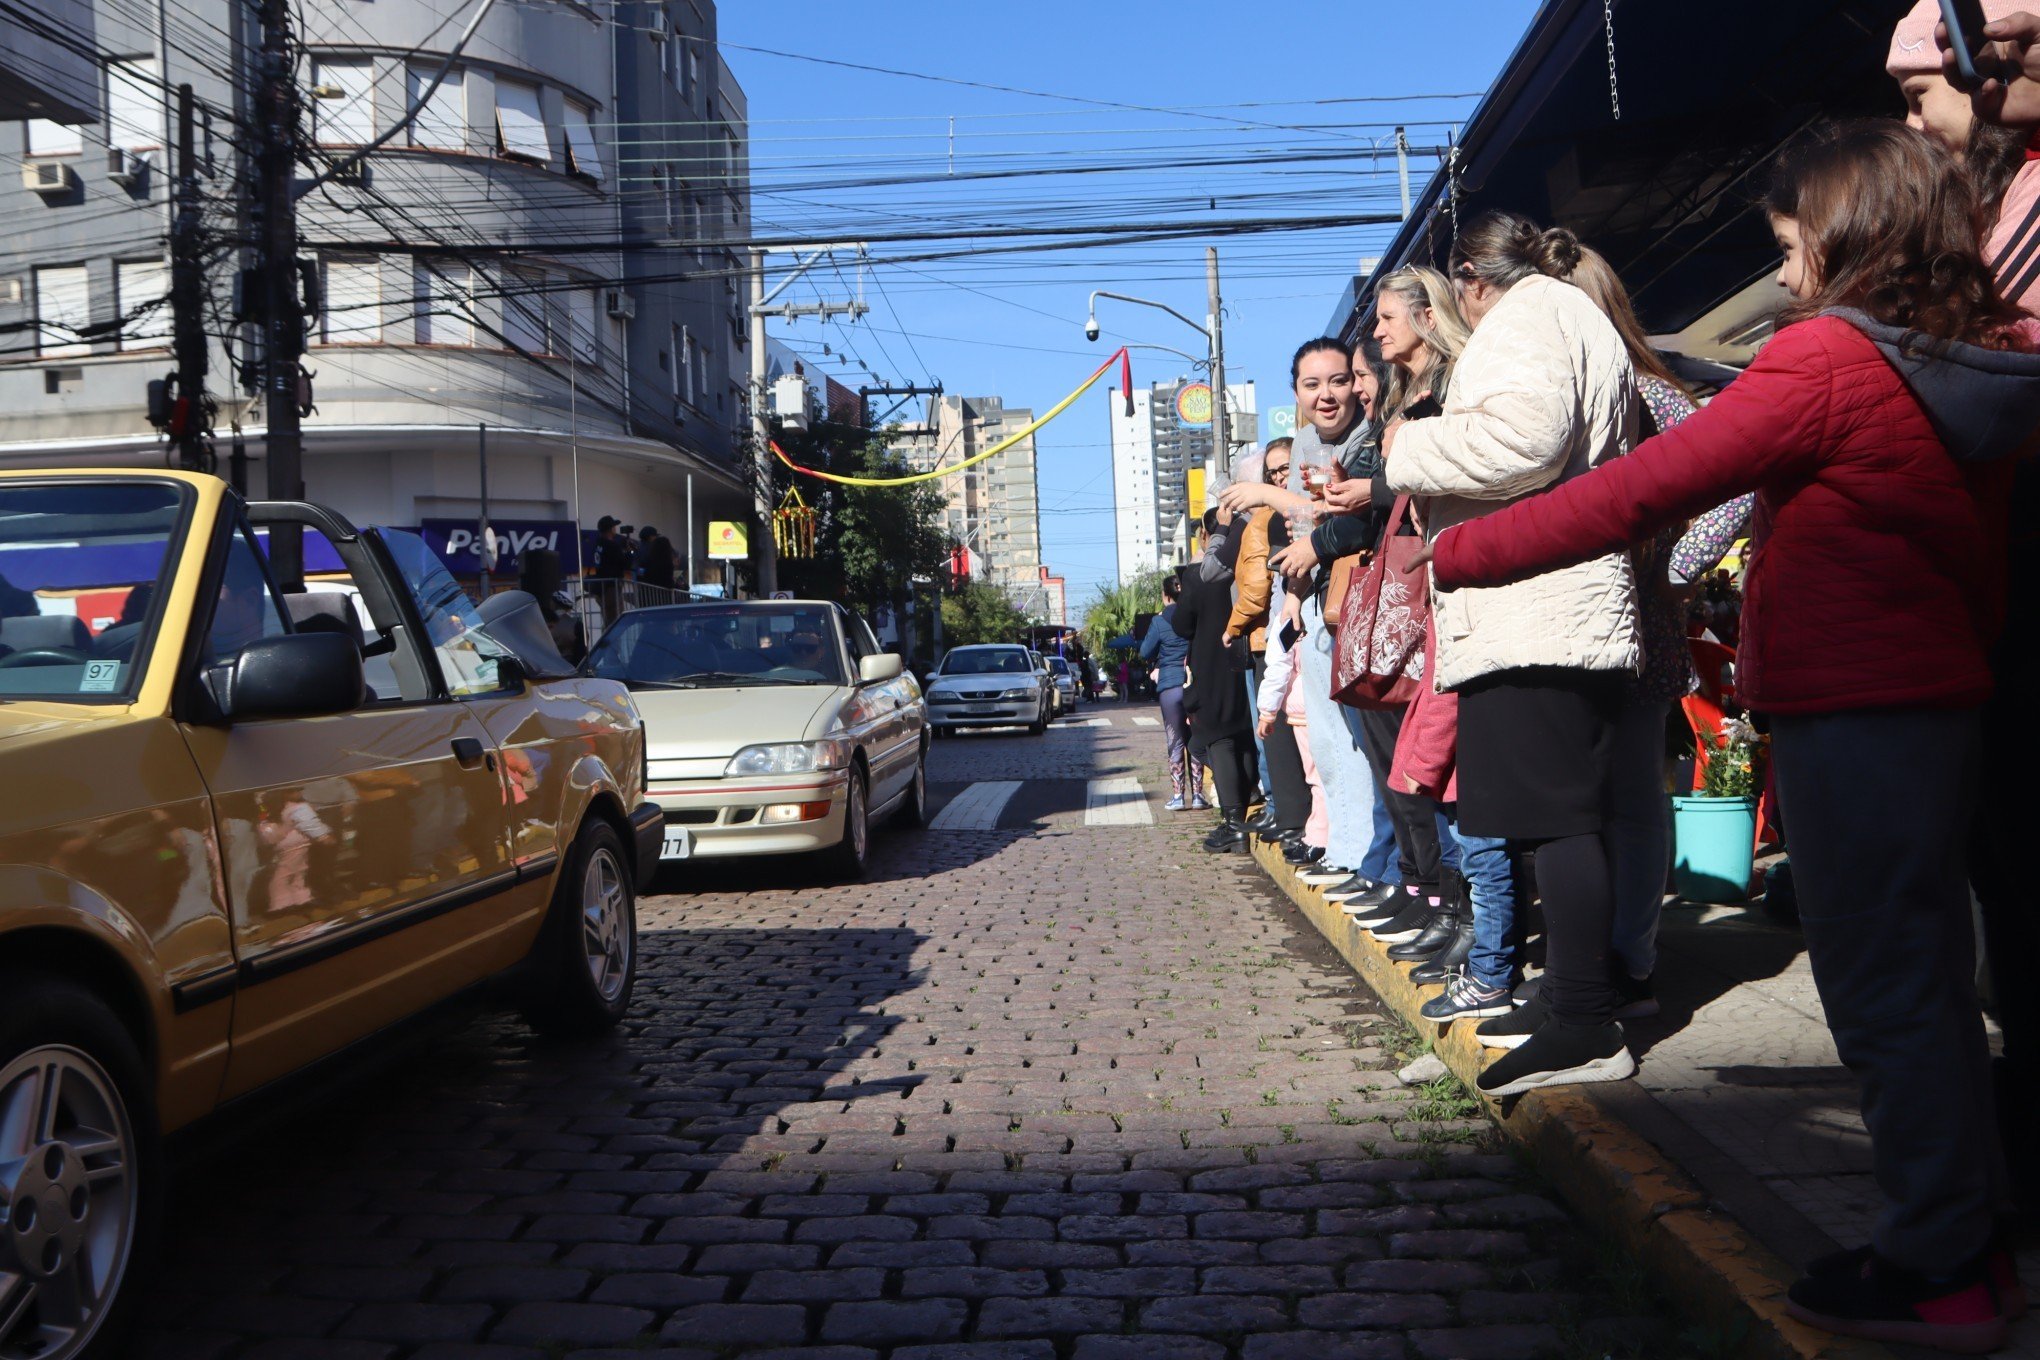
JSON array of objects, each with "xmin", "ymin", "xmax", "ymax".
[
  {"xmin": 604, "ymin": 288, "xmax": 636, "ymax": 320},
  {"xmin": 107, "ymin": 148, "xmax": 149, "ymax": 188},
  {"xmin": 22, "ymin": 161, "xmax": 77, "ymax": 196}
]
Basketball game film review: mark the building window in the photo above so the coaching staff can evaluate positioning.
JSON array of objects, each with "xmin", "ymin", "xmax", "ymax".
[
  {"xmin": 413, "ymin": 260, "xmax": 472, "ymax": 345},
  {"xmin": 310, "ymin": 56, "xmax": 373, "ymax": 144},
  {"xmin": 26, "ymin": 120, "xmax": 82, "ymax": 157},
  {"xmin": 567, "ymin": 288, "xmax": 598, "ymax": 362},
  {"xmin": 669, "ymin": 323, "xmax": 682, "ymax": 403},
  {"xmin": 679, "ymin": 325, "xmax": 693, "ymax": 405},
  {"xmin": 107, "ymin": 58, "xmax": 162, "ymax": 154},
  {"xmin": 320, "ymin": 256, "xmax": 381, "ymax": 343},
  {"xmin": 686, "ymin": 49, "xmax": 699, "ymax": 101},
  {"xmin": 657, "ymin": 165, "xmax": 673, "ymax": 232},
  {"xmin": 493, "ymin": 78, "xmax": 549, "ymax": 162},
  {"xmin": 502, "ymin": 265, "xmax": 547, "ymax": 352},
  {"xmin": 34, "ymin": 265, "xmax": 90, "ymax": 358},
  {"xmin": 406, "ymin": 66, "xmax": 465, "ymax": 150},
  {"xmin": 561, "ymin": 101, "xmax": 604, "ymax": 181},
  {"xmin": 115, "ymin": 259, "xmax": 169, "ymax": 349}
]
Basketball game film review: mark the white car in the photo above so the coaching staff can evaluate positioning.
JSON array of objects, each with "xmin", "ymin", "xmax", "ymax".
[
  {"xmin": 582, "ymin": 600, "xmax": 926, "ymax": 877},
  {"xmin": 925, "ymin": 643, "xmax": 1054, "ymax": 736}
]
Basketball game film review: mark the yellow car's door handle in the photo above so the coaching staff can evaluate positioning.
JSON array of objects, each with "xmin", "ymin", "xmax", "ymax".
[{"xmin": 451, "ymin": 737, "xmax": 489, "ymax": 770}]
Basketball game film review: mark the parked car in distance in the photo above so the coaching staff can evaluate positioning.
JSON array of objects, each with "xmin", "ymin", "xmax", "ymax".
[
  {"xmin": 1045, "ymin": 656, "xmax": 1080, "ymax": 713},
  {"xmin": 583, "ymin": 600, "xmax": 926, "ymax": 878},
  {"xmin": 0, "ymin": 470, "xmax": 659, "ymax": 1360},
  {"xmin": 924, "ymin": 643, "xmax": 1052, "ymax": 737}
]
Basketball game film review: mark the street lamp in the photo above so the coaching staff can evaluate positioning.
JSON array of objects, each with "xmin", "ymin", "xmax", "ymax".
[{"xmin": 1083, "ymin": 265, "xmax": 1234, "ymax": 476}]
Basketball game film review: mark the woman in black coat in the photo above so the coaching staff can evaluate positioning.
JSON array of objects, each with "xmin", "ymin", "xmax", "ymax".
[{"xmin": 1175, "ymin": 509, "xmax": 1259, "ymax": 852}]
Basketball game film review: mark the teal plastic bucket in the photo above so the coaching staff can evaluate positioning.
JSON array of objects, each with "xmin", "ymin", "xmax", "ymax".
[{"xmin": 1670, "ymin": 795, "xmax": 1757, "ymax": 903}]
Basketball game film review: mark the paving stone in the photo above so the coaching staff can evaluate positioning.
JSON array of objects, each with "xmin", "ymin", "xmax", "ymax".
[
  {"xmin": 1410, "ymin": 1325, "xmax": 1564, "ymax": 1358},
  {"xmin": 439, "ymin": 1267, "xmax": 589, "ymax": 1303},
  {"xmin": 1071, "ymin": 1336, "xmax": 1228, "ymax": 1360},
  {"xmin": 1241, "ymin": 1333, "xmax": 1406, "ymax": 1360},
  {"xmin": 741, "ymin": 1268, "xmax": 887, "ymax": 1303},
  {"xmin": 656, "ymin": 1303, "xmax": 809, "ymax": 1348},
  {"xmin": 339, "ymin": 1304, "xmax": 495, "ymax": 1345},
  {"xmin": 820, "ymin": 1299, "xmax": 969, "ymax": 1345},
  {"xmin": 893, "ymin": 1345, "xmax": 1057, "ymax": 1360},
  {"xmin": 900, "ymin": 1267, "xmax": 1051, "ymax": 1298},
  {"xmin": 974, "ymin": 1297, "xmax": 1125, "ymax": 1336},
  {"xmin": 588, "ymin": 1274, "xmax": 727, "ymax": 1308},
  {"xmin": 239, "ymin": 1343, "xmax": 395, "ymax": 1360},
  {"xmin": 489, "ymin": 1304, "xmax": 654, "ymax": 1347},
  {"xmin": 1139, "ymin": 1294, "xmax": 1291, "ymax": 1333}
]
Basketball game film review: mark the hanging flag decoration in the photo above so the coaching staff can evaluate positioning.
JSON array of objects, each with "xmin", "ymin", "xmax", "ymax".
[
  {"xmin": 773, "ymin": 485, "xmax": 817, "ymax": 559},
  {"xmin": 772, "ymin": 347, "xmax": 1133, "ymax": 488}
]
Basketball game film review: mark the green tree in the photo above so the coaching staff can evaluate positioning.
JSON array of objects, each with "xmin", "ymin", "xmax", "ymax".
[
  {"xmin": 941, "ymin": 579, "xmax": 1029, "ymax": 647},
  {"xmin": 764, "ymin": 422, "xmax": 950, "ymax": 631},
  {"xmin": 1081, "ymin": 568, "xmax": 1170, "ymax": 659}
]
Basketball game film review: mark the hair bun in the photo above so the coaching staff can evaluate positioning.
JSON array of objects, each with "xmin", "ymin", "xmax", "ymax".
[{"xmin": 1536, "ymin": 227, "xmax": 1583, "ymax": 278}]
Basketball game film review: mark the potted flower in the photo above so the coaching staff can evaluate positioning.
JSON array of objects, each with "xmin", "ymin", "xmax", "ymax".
[{"xmin": 1671, "ymin": 715, "xmax": 1764, "ymax": 903}]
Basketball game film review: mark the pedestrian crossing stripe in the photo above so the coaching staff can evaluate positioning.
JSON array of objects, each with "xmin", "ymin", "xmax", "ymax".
[
  {"xmin": 1084, "ymin": 776, "xmax": 1153, "ymax": 827},
  {"xmin": 1062, "ymin": 717, "xmax": 1110, "ymax": 728},
  {"xmin": 1132, "ymin": 716, "xmax": 1160, "ymax": 727},
  {"xmin": 929, "ymin": 780, "xmax": 1023, "ymax": 831}
]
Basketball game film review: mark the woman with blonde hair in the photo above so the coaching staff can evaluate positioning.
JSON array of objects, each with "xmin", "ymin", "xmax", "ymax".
[{"xmin": 1374, "ymin": 265, "xmax": 1471, "ymax": 420}]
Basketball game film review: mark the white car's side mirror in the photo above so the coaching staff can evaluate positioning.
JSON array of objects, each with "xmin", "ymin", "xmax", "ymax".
[{"xmin": 859, "ymin": 653, "xmax": 903, "ymax": 684}]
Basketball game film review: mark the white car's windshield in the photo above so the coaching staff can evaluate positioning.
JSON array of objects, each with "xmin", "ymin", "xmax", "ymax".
[
  {"xmin": 940, "ymin": 648, "xmax": 1030, "ymax": 676},
  {"xmin": 0, "ymin": 479, "xmax": 189, "ymax": 701},
  {"xmin": 585, "ymin": 604, "xmax": 844, "ymax": 688}
]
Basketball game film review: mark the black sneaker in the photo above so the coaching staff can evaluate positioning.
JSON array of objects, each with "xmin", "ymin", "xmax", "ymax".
[
  {"xmin": 1475, "ymin": 995, "xmax": 1546, "ymax": 1049},
  {"xmin": 1351, "ymin": 885, "xmax": 1422, "ymax": 929},
  {"xmin": 1420, "ymin": 971, "xmax": 1514, "ymax": 1022},
  {"xmin": 1368, "ymin": 896, "xmax": 1437, "ymax": 944},
  {"xmin": 1297, "ymin": 863, "xmax": 1353, "ymax": 887},
  {"xmin": 1476, "ymin": 1020, "xmax": 1636, "ymax": 1097},
  {"xmin": 1612, "ymin": 971, "xmax": 1658, "ymax": 1021},
  {"xmin": 1332, "ymin": 878, "xmax": 1399, "ymax": 912},
  {"xmin": 1511, "ymin": 974, "xmax": 1542, "ymax": 1009},
  {"xmin": 1786, "ymin": 1253, "xmax": 2007, "ymax": 1353}
]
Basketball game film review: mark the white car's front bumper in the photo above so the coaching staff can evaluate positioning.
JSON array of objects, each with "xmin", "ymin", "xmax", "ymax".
[{"xmin": 647, "ymin": 770, "xmax": 849, "ymax": 858}]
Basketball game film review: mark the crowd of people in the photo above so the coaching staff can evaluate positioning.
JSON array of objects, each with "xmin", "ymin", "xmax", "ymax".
[{"xmin": 1138, "ymin": 4, "xmax": 2040, "ymax": 1350}]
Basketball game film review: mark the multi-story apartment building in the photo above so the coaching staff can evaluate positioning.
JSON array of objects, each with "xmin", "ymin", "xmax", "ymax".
[
  {"xmin": 0, "ymin": 0, "xmax": 753, "ymax": 588},
  {"xmin": 886, "ymin": 393, "xmax": 1047, "ymax": 616},
  {"xmin": 1108, "ymin": 377, "xmax": 1256, "ymax": 582}
]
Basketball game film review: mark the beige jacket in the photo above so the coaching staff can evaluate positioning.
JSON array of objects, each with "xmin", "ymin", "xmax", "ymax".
[{"xmin": 1385, "ymin": 273, "xmax": 1642, "ymax": 691}]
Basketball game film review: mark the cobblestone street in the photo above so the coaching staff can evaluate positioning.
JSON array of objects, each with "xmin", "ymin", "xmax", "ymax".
[{"xmin": 135, "ymin": 710, "xmax": 1654, "ymax": 1360}]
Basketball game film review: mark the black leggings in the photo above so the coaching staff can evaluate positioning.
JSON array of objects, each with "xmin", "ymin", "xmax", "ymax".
[
  {"xmin": 1532, "ymin": 832, "xmax": 1617, "ymax": 1026},
  {"xmin": 1355, "ymin": 704, "xmax": 1444, "ymax": 890},
  {"xmin": 1194, "ymin": 730, "xmax": 1259, "ymax": 813},
  {"xmin": 1263, "ymin": 719, "xmax": 1310, "ymax": 833}
]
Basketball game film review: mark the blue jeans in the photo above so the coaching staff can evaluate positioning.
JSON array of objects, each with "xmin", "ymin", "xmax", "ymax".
[
  {"xmin": 1297, "ymin": 594, "xmax": 1378, "ymax": 871},
  {"xmin": 1445, "ymin": 811, "xmax": 1515, "ymax": 990},
  {"xmin": 1361, "ymin": 799, "xmax": 1400, "ymax": 883},
  {"xmin": 1246, "ymin": 667, "xmax": 1271, "ymax": 811}
]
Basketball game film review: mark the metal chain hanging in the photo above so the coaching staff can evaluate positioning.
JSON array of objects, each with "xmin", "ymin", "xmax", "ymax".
[{"xmin": 1604, "ymin": 0, "xmax": 1622, "ymax": 121}]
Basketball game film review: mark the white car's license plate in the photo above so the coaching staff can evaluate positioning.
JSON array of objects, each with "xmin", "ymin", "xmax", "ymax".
[
  {"xmin": 661, "ymin": 827, "xmax": 693, "ymax": 860},
  {"xmin": 968, "ymin": 707, "xmax": 1000, "ymax": 716}
]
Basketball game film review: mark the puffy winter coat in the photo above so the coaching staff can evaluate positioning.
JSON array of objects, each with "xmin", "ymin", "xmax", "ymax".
[
  {"xmin": 1431, "ymin": 314, "xmax": 2040, "ymax": 715},
  {"xmin": 1385, "ymin": 273, "xmax": 1641, "ymax": 691},
  {"xmin": 1225, "ymin": 507, "xmax": 1275, "ymax": 651}
]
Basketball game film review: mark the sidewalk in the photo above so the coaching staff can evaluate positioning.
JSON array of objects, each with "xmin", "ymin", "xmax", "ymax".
[{"xmin": 1249, "ymin": 840, "xmax": 2039, "ymax": 1360}]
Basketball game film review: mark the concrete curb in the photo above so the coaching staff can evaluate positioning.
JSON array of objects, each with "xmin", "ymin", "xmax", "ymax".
[{"xmin": 1247, "ymin": 837, "xmax": 1893, "ymax": 1360}]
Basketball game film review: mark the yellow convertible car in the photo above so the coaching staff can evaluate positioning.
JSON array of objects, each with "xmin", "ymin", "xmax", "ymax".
[{"xmin": 0, "ymin": 470, "xmax": 660, "ymax": 1360}]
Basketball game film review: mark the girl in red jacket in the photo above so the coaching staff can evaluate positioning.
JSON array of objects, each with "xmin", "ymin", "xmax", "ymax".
[{"xmin": 1427, "ymin": 120, "xmax": 2040, "ymax": 1353}]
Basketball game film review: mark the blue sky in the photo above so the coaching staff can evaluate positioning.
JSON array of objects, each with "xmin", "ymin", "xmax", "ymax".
[{"xmin": 719, "ymin": 1, "xmax": 1539, "ymax": 613}]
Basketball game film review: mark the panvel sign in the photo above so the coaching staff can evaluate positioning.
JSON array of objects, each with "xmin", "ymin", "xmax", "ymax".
[
  {"xmin": 1174, "ymin": 382, "xmax": 1214, "ymax": 429},
  {"xmin": 418, "ymin": 518, "xmax": 583, "ymax": 575}
]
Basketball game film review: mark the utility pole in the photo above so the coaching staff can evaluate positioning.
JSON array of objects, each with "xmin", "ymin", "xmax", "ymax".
[
  {"xmin": 749, "ymin": 247, "xmax": 775, "ymax": 596},
  {"xmin": 169, "ymin": 83, "xmax": 214, "ymax": 475},
  {"xmin": 1206, "ymin": 246, "xmax": 1231, "ymax": 479},
  {"xmin": 745, "ymin": 242, "xmax": 872, "ymax": 597},
  {"xmin": 257, "ymin": 0, "xmax": 306, "ymax": 585}
]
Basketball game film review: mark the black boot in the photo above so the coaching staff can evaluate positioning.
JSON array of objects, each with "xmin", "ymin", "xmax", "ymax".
[
  {"xmin": 1244, "ymin": 806, "xmax": 1279, "ymax": 836},
  {"xmin": 1203, "ymin": 807, "xmax": 1248, "ymax": 853},
  {"xmin": 1411, "ymin": 881, "xmax": 1478, "ymax": 984},
  {"xmin": 1389, "ymin": 879, "xmax": 1461, "ymax": 961}
]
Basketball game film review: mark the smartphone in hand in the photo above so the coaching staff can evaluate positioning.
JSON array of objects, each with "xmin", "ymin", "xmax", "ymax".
[{"xmin": 1941, "ymin": 0, "xmax": 1993, "ymax": 89}]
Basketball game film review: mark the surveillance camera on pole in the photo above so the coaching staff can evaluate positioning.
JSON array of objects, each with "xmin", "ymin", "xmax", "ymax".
[{"xmin": 1084, "ymin": 315, "xmax": 1100, "ymax": 342}]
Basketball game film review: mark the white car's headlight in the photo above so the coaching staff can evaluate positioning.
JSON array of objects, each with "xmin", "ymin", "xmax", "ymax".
[
  {"xmin": 1000, "ymin": 687, "xmax": 1038, "ymax": 701},
  {"xmin": 724, "ymin": 739, "xmax": 849, "ymax": 777}
]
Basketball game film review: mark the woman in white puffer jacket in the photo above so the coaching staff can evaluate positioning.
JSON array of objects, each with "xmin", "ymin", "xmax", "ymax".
[{"xmin": 1379, "ymin": 210, "xmax": 1643, "ymax": 1099}]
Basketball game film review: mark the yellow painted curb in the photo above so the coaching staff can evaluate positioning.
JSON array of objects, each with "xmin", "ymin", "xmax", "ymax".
[{"xmin": 1250, "ymin": 838, "xmax": 1894, "ymax": 1360}]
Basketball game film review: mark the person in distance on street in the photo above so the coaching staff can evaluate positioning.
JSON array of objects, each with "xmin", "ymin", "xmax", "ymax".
[
  {"xmin": 1175, "ymin": 508, "xmax": 1259, "ymax": 852},
  {"xmin": 1424, "ymin": 122, "xmax": 2040, "ymax": 1353},
  {"xmin": 1141, "ymin": 573, "xmax": 1203, "ymax": 811}
]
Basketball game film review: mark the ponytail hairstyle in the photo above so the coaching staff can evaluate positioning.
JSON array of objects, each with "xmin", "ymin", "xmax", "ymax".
[
  {"xmin": 1289, "ymin": 335, "xmax": 1353, "ymax": 386},
  {"xmin": 1558, "ymin": 245, "xmax": 1693, "ymax": 399},
  {"xmin": 1766, "ymin": 119, "xmax": 2021, "ymax": 347},
  {"xmin": 1373, "ymin": 264, "xmax": 1472, "ymax": 419},
  {"xmin": 1449, "ymin": 210, "xmax": 1584, "ymax": 291}
]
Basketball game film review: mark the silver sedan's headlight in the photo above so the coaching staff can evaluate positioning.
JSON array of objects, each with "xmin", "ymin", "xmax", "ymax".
[
  {"xmin": 1000, "ymin": 687, "xmax": 1038, "ymax": 701},
  {"xmin": 724, "ymin": 739, "xmax": 849, "ymax": 777}
]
